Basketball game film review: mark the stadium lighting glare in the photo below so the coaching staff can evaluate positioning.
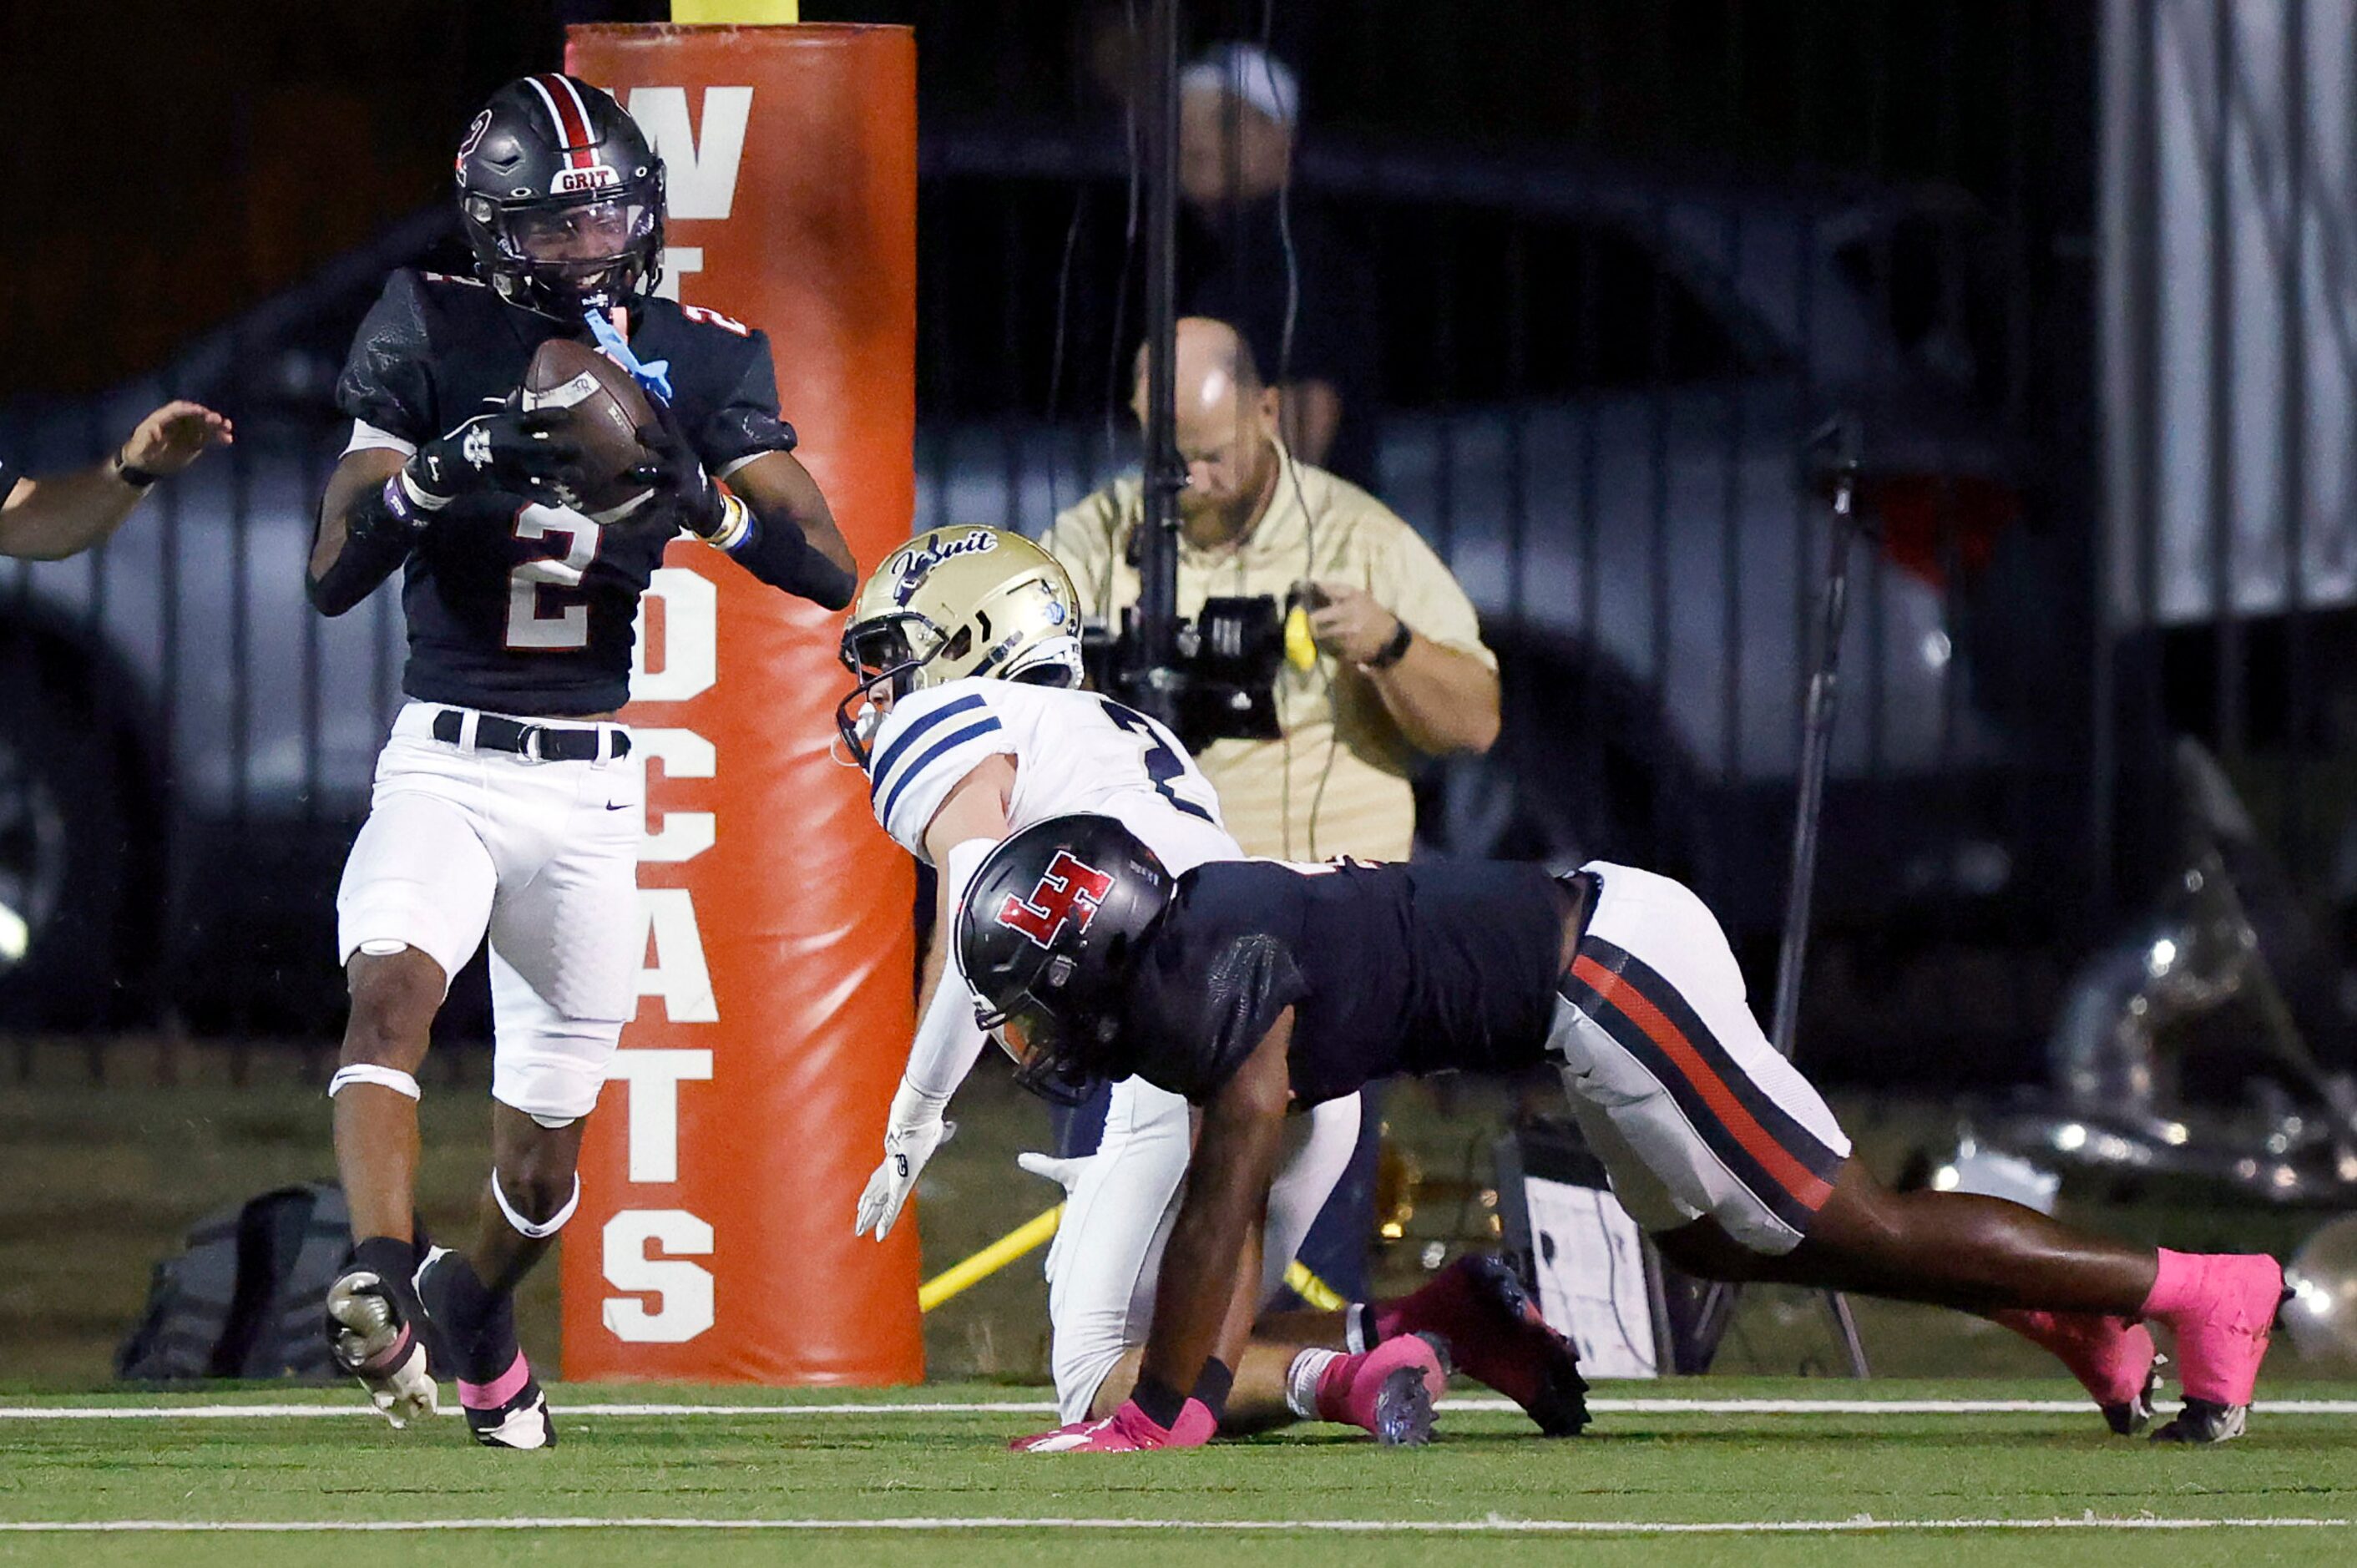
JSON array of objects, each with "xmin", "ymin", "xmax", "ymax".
[{"xmin": 0, "ymin": 900, "xmax": 26, "ymax": 962}]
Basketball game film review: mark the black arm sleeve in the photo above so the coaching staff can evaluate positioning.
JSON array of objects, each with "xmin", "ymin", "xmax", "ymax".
[
  {"xmin": 307, "ymin": 481, "xmax": 415, "ymax": 617},
  {"xmin": 0, "ymin": 452, "xmax": 18, "ymax": 502},
  {"xmin": 721, "ymin": 513, "xmax": 855, "ymax": 610},
  {"xmin": 334, "ymin": 271, "xmax": 437, "ymax": 443},
  {"xmin": 698, "ymin": 329, "xmax": 798, "ymax": 473},
  {"xmin": 1127, "ymin": 931, "xmax": 1308, "ymax": 1104}
]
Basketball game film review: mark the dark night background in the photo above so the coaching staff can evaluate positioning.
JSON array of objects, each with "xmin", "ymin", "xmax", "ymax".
[{"xmin": 4, "ymin": 1, "xmax": 2094, "ymax": 409}]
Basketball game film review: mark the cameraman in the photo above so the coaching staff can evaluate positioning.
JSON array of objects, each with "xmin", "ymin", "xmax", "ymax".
[{"xmin": 1045, "ymin": 316, "xmax": 1497, "ymax": 862}]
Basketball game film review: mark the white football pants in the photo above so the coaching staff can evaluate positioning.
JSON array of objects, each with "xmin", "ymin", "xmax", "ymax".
[{"xmin": 335, "ymin": 702, "xmax": 642, "ymax": 1122}]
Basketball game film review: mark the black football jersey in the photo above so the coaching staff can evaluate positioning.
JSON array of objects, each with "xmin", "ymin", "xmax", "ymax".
[
  {"xmin": 0, "ymin": 451, "xmax": 18, "ymax": 499},
  {"xmin": 1115, "ymin": 859, "xmax": 1570, "ymax": 1106},
  {"xmin": 333, "ymin": 268, "xmax": 799, "ymax": 716}
]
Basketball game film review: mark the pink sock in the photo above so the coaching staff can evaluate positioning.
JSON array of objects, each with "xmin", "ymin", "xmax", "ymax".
[
  {"xmin": 2142, "ymin": 1248, "xmax": 2204, "ymax": 1317},
  {"xmin": 1313, "ymin": 1353, "xmax": 1356, "ymax": 1420}
]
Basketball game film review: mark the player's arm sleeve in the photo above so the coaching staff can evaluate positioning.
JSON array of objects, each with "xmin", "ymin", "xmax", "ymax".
[
  {"xmin": 1375, "ymin": 514, "xmax": 1496, "ymax": 670},
  {"xmin": 332, "ymin": 271, "xmax": 436, "ymax": 449},
  {"xmin": 902, "ymin": 836, "xmax": 997, "ymax": 1102},
  {"xmin": 0, "ymin": 453, "xmax": 19, "ymax": 506},
  {"xmin": 866, "ymin": 690, "xmax": 1018, "ymax": 855},
  {"xmin": 1138, "ymin": 931, "xmax": 1310, "ymax": 1103},
  {"xmin": 699, "ymin": 330, "xmax": 799, "ymax": 478}
]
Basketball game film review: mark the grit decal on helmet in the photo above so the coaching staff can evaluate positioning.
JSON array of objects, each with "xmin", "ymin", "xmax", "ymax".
[
  {"xmin": 834, "ymin": 527, "xmax": 1085, "ymax": 766},
  {"xmin": 995, "ymin": 852, "xmax": 1115, "ymax": 948},
  {"xmin": 455, "ymin": 74, "xmax": 667, "ymax": 322}
]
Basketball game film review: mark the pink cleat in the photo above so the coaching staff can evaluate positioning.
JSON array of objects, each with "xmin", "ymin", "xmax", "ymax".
[
  {"xmin": 1372, "ymin": 1256, "xmax": 1589, "ymax": 1435},
  {"xmin": 2143, "ymin": 1251, "xmax": 2286, "ymax": 1444},
  {"xmin": 1314, "ymin": 1333, "xmax": 1448, "ymax": 1447},
  {"xmin": 1990, "ymin": 1309, "xmax": 2161, "ymax": 1435}
]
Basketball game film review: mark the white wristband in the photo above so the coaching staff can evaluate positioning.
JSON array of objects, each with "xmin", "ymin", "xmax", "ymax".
[
  {"xmin": 706, "ymin": 492, "xmax": 753, "ymax": 552},
  {"xmin": 395, "ymin": 468, "xmax": 453, "ymax": 513}
]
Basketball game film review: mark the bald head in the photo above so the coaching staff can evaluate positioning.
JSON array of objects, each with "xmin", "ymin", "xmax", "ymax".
[
  {"xmin": 1132, "ymin": 317, "xmax": 1264, "ymax": 415},
  {"xmin": 1132, "ymin": 318, "xmax": 1283, "ymax": 544}
]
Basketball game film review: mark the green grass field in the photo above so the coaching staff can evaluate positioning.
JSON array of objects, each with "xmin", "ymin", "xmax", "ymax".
[
  {"xmin": 3, "ymin": 1379, "xmax": 2357, "ymax": 1565},
  {"xmin": 11, "ymin": 1044, "xmax": 2357, "ymax": 1561}
]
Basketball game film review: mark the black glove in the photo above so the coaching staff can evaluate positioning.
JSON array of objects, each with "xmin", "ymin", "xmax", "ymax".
[
  {"xmin": 629, "ymin": 392, "xmax": 736, "ymax": 541},
  {"xmin": 404, "ymin": 393, "xmax": 584, "ymax": 508}
]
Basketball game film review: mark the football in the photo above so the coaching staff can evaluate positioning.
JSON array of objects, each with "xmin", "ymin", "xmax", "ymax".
[{"xmin": 522, "ymin": 336, "xmax": 659, "ymax": 524}]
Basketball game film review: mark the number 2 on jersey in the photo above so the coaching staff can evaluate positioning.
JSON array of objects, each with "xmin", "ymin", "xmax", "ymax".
[
  {"xmin": 1097, "ymin": 698, "xmax": 1216, "ymax": 823},
  {"xmin": 505, "ymin": 506, "xmax": 603, "ymax": 650}
]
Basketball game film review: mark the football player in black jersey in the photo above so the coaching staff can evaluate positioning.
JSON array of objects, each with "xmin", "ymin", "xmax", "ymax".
[
  {"xmin": 0, "ymin": 401, "xmax": 230, "ymax": 560},
  {"xmin": 961, "ymin": 815, "xmax": 2288, "ymax": 1450},
  {"xmin": 306, "ymin": 73, "xmax": 857, "ymax": 1449}
]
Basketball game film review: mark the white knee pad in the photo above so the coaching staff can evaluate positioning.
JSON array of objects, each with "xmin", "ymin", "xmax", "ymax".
[
  {"xmin": 492, "ymin": 1170, "xmax": 582, "ymax": 1240},
  {"xmin": 327, "ymin": 1065, "xmax": 421, "ymax": 1101}
]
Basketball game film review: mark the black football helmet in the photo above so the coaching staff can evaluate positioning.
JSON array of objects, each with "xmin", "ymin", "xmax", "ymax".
[
  {"xmin": 456, "ymin": 73, "xmax": 665, "ymax": 321},
  {"xmin": 956, "ymin": 814, "xmax": 1176, "ymax": 1102}
]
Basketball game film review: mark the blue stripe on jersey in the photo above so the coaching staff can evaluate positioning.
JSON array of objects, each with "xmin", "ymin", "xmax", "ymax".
[
  {"xmin": 870, "ymin": 692, "xmax": 990, "ymax": 805},
  {"xmin": 878, "ymin": 717, "xmax": 1004, "ymax": 834}
]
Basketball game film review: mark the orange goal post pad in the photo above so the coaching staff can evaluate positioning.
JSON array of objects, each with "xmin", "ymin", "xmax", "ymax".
[{"xmin": 559, "ymin": 22, "xmax": 922, "ymax": 1385}]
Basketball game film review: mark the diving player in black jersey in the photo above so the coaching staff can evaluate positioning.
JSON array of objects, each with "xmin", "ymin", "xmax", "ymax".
[
  {"xmin": 959, "ymin": 816, "xmax": 2288, "ymax": 1450},
  {"xmin": 306, "ymin": 73, "xmax": 857, "ymax": 1449}
]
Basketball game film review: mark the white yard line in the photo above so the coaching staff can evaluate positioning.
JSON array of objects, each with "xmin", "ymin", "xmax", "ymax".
[
  {"xmin": 4, "ymin": 1396, "xmax": 2357, "ymax": 1419},
  {"xmin": 0, "ymin": 1515, "xmax": 2352, "ymax": 1536}
]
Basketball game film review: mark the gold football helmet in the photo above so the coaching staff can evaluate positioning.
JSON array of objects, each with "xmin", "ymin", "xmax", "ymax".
[{"xmin": 836, "ymin": 526, "xmax": 1084, "ymax": 766}]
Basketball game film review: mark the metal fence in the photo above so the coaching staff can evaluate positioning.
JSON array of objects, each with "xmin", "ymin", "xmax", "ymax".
[
  {"xmin": 2, "ymin": 2, "xmax": 2121, "ymax": 1085},
  {"xmin": 2102, "ymin": 0, "xmax": 2357, "ymax": 901}
]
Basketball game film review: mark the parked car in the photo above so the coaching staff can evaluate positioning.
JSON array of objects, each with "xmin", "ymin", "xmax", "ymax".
[{"xmin": 0, "ymin": 148, "xmax": 2075, "ymax": 1036}]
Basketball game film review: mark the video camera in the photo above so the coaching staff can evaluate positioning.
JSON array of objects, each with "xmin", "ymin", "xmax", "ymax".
[{"xmin": 1083, "ymin": 592, "xmax": 1290, "ymax": 753}]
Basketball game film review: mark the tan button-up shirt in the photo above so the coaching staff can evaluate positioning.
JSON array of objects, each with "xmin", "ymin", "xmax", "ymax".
[{"xmin": 1044, "ymin": 451, "xmax": 1495, "ymax": 862}]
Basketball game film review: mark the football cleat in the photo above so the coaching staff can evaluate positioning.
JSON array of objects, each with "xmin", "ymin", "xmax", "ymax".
[
  {"xmin": 2150, "ymin": 1397, "xmax": 2248, "ymax": 1445},
  {"xmin": 1989, "ymin": 1309, "xmax": 2162, "ymax": 1435},
  {"xmin": 325, "ymin": 1271, "xmax": 438, "ymax": 1429},
  {"xmin": 1314, "ymin": 1333, "xmax": 1449, "ymax": 1448},
  {"xmin": 459, "ymin": 1376, "xmax": 555, "ymax": 1450},
  {"xmin": 1373, "ymin": 1254, "xmax": 1590, "ymax": 1436},
  {"xmin": 416, "ymin": 1247, "xmax": 556, "ymax": 1450},
  {"xmin": 2147, "ymin": 1254, "xmax": 2285, "ymax": 1444}
]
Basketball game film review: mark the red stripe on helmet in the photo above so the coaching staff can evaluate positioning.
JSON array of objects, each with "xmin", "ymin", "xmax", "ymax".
[{"xmin": 532, "ymin": 73, "xmax": 598, "ymax": 169}]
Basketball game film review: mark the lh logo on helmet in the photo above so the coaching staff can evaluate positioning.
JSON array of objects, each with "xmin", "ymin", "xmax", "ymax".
[{"xmin": 996, "ymin": 852, "xmax": 1115, "ymax": 948}]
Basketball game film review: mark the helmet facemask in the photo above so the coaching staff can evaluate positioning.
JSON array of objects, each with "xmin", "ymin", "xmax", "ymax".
[
  {"xmin": 975, "ymin": 989, "xmax": 1094, "ymax": 1106},
  {"xmin": 463, "ymin": 175, "xmax": 665, "ymax": 322},
  {"xmin": 834, "ymin": 612, "xmax": 966, "ymax": 768}
]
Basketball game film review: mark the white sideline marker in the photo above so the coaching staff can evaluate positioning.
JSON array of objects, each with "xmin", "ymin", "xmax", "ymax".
[
  {"xmin": 6, "ymin": 1397, "xmax": 2357, "ymax": 1420},
  {"xmin": 2, "ymin": 1515, "xmax": 2354, "ymax": 1536}
]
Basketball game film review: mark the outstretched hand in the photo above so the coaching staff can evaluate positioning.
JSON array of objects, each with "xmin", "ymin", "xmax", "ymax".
[{"xmin": 121, "ymin": 401, "xmax": 233, "ymax": 477}]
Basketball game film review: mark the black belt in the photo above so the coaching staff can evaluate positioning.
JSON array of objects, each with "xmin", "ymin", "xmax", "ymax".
[{"xmin": 430, "ymin": 709, "xmax": 629, "ymax": 761}]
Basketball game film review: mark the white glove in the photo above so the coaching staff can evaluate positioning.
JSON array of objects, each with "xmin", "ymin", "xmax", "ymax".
[{"xmin": 854, "ymin": 1079, "xmax": 954, "ymax": 1241}]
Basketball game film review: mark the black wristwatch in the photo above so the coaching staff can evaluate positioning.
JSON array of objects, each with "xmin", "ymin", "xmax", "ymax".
[
  {"xmin": 111, "ymin": 448, "xmax": 159, "ymax": 489},
  {"xmin": 1362, "ymin": 617, "xmax": 1414, "ymax": 671}
]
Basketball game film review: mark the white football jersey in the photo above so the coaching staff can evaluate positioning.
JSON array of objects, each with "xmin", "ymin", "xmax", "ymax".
[{"xmin": 865, "ymin": 677, "xmax": 1241, "ymax": 873}]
